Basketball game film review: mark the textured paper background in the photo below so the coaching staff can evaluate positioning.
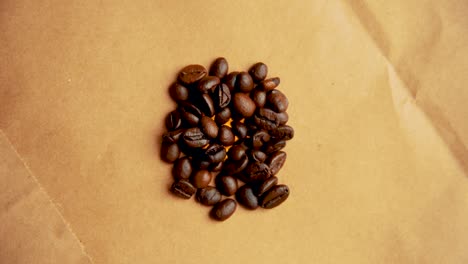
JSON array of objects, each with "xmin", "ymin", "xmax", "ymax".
[{"xmin": 1, "ymin": 0, "xmax": 468, "ymax": 263}]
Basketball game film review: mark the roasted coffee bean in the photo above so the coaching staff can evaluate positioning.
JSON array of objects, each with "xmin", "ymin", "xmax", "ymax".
[
  {"xmin": 171, "ymin": 180, "xmax": 197, "ymax": 199},
  {"xmin": 196, "ymin": 186, "xmax": 222, "ymax": 206},
  {"xmin": 242, "ymin": 162, "xmax": 271, "ymax": 182},
  {"xmin": 264, "ymin": 140, "xmax": 286, "ymax": 155},
  {"xmin": 216, "ymin": 175, "xmax": 238, "ymax": 196},
  {"xmin": 196, "ymin": 93, "xmax": 216, "ymax": 117},
  {"xmin": 252, "ymin": 130, "xmax": 271, "ymax": 149},
  {"xmin": 224, "ymin": 71, "xmax": 239, "ymax": 91},
  {"xmin": 251, "ymin": 89, "xmax": 267, "ymax": 108},
  {"xmin": 178, "ymin": 102, "xmax": 202, "ymax": 126},
  {"xmin": 259, "ymin": 77, "xmax": 280, "ymax": 91},
  {"xmin": 191, "ymin": 170, "xmax": 212, "ymax": 188},
  {"xmin": 203, "ymin": 144, "xmax": 226, "ymax": 163},
  {"xmin": 162, "ymin": 129, "xmax": 184, "ymax": 144},
  {"xmin": 161, "ymin": 143, "xmax": 180, "ymax": 163},
  {"xmin": 172, "ymin": 157, "xmax": 193, "ymax": 180},
  {"xmin": 232, "ymin": 93, "xmax": 256, "ymax": 117},
  {"xmin": 169, "ymin": 82, "xmax": 189, "ymax": 101},
  {"xmin": 197, "ymin": 76, "xmax": 220, "ymax": 93},
  {"xmin": 236, "ymin": 72, "xmax": 254, "ymax": 93},
  {"xmin": 211, "ymin": 198, "xmax": 237, "ymax": 221},
  {"xmin": 254, "ymin": 108, "xmax": 279, "ymax": 131},
  {"xmin": 178, "ymin": 64, "xmax": 207, "ymax": 85},
  {"xmin": 244, "ymin": 117, "xmax": 258, "ymax": 131},
  {"xmin": 256, "ymin": 176, "xmax": 278, "ymax": 197},
  {"xmin": 266, "ymin": 151, "xmax": 286, "ymax": 175},
  {"xmin": 267, "ymin": 90, "xmax": 289, "ymax": 112},
  {"xmin": 227, "ymin": 145, "xmax": 246, "ymax": 161},
  {"xmin": 215, "ymin": 107, "xmax": 231, "ymax": 125},
  {"xmin": 260, "ymin": 184, "xmax": 289, "ymax": 209},
  {"xmin": 212, "ymin": 83, "xmax": 231, "ymax": 109},
  {"xmin": 236, "ymin": 184, "xmax": 258, "ymax": 209},
  {"xmin": 165, "ymin": 111, "xmax": 182, "ymax": 131},
  {"xmin": 209, "ymin": 57, "xmax": 229, "ymax": 79},
  {"xmin": 218, "ymin": 125, "xmax": 235, "ymax": 146},
  {"xmin": 250, "ymin": 150, "xmax": 267, "ymax": 163},
  {"xmin": 232, "ymin": 120, "xmax": 248, "ymax": 140},
  {"xmin": 277, "ymin": 111, "xmax": 289, "ymax": 125},
  {"xmin": 270, "ymin": 125, "xmax": 294, "ymax": 141},
  {"xmin": 210, "ymin": 161, "xmax": 223, "ymax": 172},
  {"xmin": 223, "ymin": 155, "xmax": 249, "ymax": 175},
  {"xmin": 182, "ymin": 127, "xmax": 210, "ymax": 148},
  {"xmin": 200, "ymin": 116, "xmax": 219, "ymax": 139},
  {"xmin": 197, "ymin": 160, "xmax": 211, "ymax": 170},
  {"xmin": 249, "ymin": 62, "xmax": 268, "ymax": 83}
]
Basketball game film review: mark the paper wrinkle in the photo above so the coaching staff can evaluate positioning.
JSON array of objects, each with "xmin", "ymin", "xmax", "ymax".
[{"xmin": 0, "ymin": 129, "xmax": 95, "ymax": 264}]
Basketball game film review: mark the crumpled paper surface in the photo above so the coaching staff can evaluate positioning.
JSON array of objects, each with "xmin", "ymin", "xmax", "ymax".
[{"xmin": 1, "ymin": 0, "xmax": 468, "ymax": 263}]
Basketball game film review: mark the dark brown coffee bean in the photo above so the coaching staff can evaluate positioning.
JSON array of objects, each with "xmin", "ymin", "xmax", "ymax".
[
  {"xmin": 178, "ymin": 64, "xmax": 207, "ymax": 85},
  {"xmin": 224, "ymin": 71, "xmax": 239, "ymax": 91},
  {"xmin": 227, "ymin": 145, "xmax": 246, "ymax": 161},
  {"xmin": 191, "ymin": 170, "xmax": 212, "ymax": 188},
  {"xmin": 182, "ymin": 127, "xmax": 210, "ymax": 148},
  {"xmin": 223, "ymin": 155, "xmax": 249, "ymax": 175},
  {"xmin": 259, "ymin": 77, "xmax": 280, "ymax": 91},
  {"xmin": 200, "ymin": 116, "xmax": 218, "ymax": 139},
  {"xmin": 270, "ymin": 125, "xmax": 294, "ymax": 141},
  {"xmin": 242, "ymin": 162, "xmax": 271, "ymax": 182},
  {"xmin": 212, "ymin": 83, "xmax": 231, "ymax": 109},
  {"xmin": 244, "ymin": 117, "xmax": 258, "ymax": 131},
  {"xmin": 165, "ymin": 111, "xmax": 182, "ymax": 131},
  {"xmin": 260, "ymin": 184, "xmax": 289, "ymax": 209},
  {"xmin": 254, "ymin": 108, "xmax": 280, "ymax": 131},
  {"xmin": 209, "ymin": 57, "xmax": 229, "ymax": 79},
  {"xmin": 236, "ymin": 184, "xmax": 258, "ymax": 209},
  {"xmin": 211, "ymin": 198, "xmax": 237, "ymax": 221},
  {"xmin": 250, "ymin": 150, "xmax": 267, "ymax": 163},
  {"xmin": 203, "ymin": 143, "xmax": 226, "ymax": 163},
  {"xmin": 236, "ymin": 72, "xmax": 254, "ymax": 93},
  {"xmin": 162, "ymin": 129, "xmax": 185, "ymax": 144},
  {"xmin": 197, "ymin": 160, "xmax": 211, "ymax": 170},
  {"xmin": 252, "ymin": 130, "xmax": 271, "ymax": 149},
  {"xmin": 215, "ymin": 107, "xmax": 231, "ymax": 125},
  {"xmin": 264, "ymin": 140, "xmax": 286, "ymax": 155},
  {"xmin": 196, "ymin": 186, "xmax": 222, "ymax": 206},
  {"xmin": 178, "ymin": 102, "xmax": 202, "ymax": 126},
  {"xmin": 267, "ymin": 90, "xmax": 289, "ymax": 112},
  {"xmin": 197, "ymin": 76, "xmax": 220, "ymax": 93},
  {"xmin": 196, "ymin": 93, "xmax": 216, "ymax": 117},
  {"xmin": 172, "ymin": 157, "xmax": 193, "ymax": 180},
  {"xmin": 216, "ymin": 175, "xmax": 238, "ymax": 196},
  {"xmin": 171, "ymin": 180, "xmax": 197, "ymax": 199},
  {"xmin": 249, "ymin": 62, "xmax": 268, "ymax": 82},
  {"xmin": 232, "ymin": 121, "xmax": 248, "ymax": 140},
  {"xmin": 169, "ymin": 82, "xmax": 189, "ymax": 101},
  {"xmin": 232, "ymin": 93, "xmax": 256, "ymax": 117},
  {"xmin": 218, "ymin": 125, "xmax": 235, "ymax": 146},
  {"xmin": 277, "ymin": 111, "xmax": 289, "ymax": 125},
  {"xmin": 266, "ymin": 151, "xmax": 286, "ymax": 175},
  {"xmin": 256, "ymin": 176, "xmax": 278, "ymax": 197},
  {"xmin": 251, "ymin": 89, "xmax": 267, "ymax": 108},
  {"xmin": 210, "ymin": 161, "xmax": 223, "ymax": 172},
  {"xmin": 161, "ymin": 143, "xmax": 180, "ymax": 163}
]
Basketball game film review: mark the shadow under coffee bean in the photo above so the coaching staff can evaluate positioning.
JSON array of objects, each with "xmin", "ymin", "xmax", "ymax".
[{"xmin": 160, "ymin": 57, "xmax": 294, "ymax": 221}]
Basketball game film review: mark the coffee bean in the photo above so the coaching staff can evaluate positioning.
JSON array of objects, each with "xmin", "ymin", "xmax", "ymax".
[
  {"xmin": 169, "ymin": 82, "xmax": 189, "ymax": 101},
  {"xmin": 236, "ymin": 72, "xmax": 254, "ymax": 92},
  {"xmin": 264, "ymin": 140, "xmax": 286, "ymax": 155},
  {"xmin": 252, "ymin": 130, "xmax": 271, "ymax": 149},
  {"xmin": 162, "ymin": 129, "xmax": 185, "ymax": 144},
  {"xmin": 178, "ymin": 64, "xmax": 207, "ymax": 85},
  {"xmin": 203, "ymin": 143, "xmax": 226, "ymax": 163},
  {"xmin": 210, "ymin": 161, "xmax": 223, "ymax": 172},
  {"xmin": 227, "ymin": 145, "xmax": 246, "ymax": 161},
  {"xmin": 223, "ymin": 155, "xmax": 249, "ymax": 175},
  {"xmin": 270, "ymin": 125, "xmax": 294, "ymax": 141},
  {"xmin": 242, "ymin": 162, "xmax": 271, "ymax": 182},
  {"xmin": 182, "ymin": 127, "xmax": 210, "ymax": 148},
  {"xmin": 232, "ymin": 120, "xmax": 248, "ymax": 140},
  {"xmin": 218, "ymin": 125, "xmax": 235, "ymax": 146},
  {"xmin": 197, "ymin": 160, "xmax": 211, "ymax": 170},
  {"xmin": 178, "ymin": 102, "xmax": 202, "ymax": 126},
  {"xmin": 171, "ymin": 180, "xmax": 197, "ymax": 199},
  {"xmin": 197, "ymin": 76, "xmax": 220, "ymax": 93},
  {"xmin": 212, "ymin": 83, "xmax": 231, "ymax": 109},
  {"xmin": 267, "ymin": 90, "xmax": 289, "ymax": 112},
  {"xmin": 224, "ymin": 71, "xmax": 239, "ymax": 91},
  {"xmin": 260, "ymin": 184, "xmax": 289, "ymax": 209},
  {"xmin": 210, "ymin": 57, "xmax": 229, "ymax": 79},
  {"xmin": 196, "ymin": 93, "xmax": 216, "ymax": 117},
  {"xmin": 215, "ymin": 107, "xmax": 231, "ymax": 125},
  {"xmin": 211, "ymin": 198, "xmax": 237, "ymax": 221},
  {"xmin": 251, "ymin": 89, "xmax": 267, "ymax": 108},
  {"xmin": 236, "ymin": 184, "xmax": 258, "ymax": 209},
  {"xmin": 266, "ymin": 151, "xmax": 286, "ymax": 175},
  {"xmin": 277, "ymin": 111, "xmax": 289, "ymax": 125},
  {"xmin": 161, "ymin": 143, "xmax": 180, "ymax": 163},
  {"xmin": 249, "ymin": 62, "xmax": 268, "ymax": 82},
  {"xmin": 259, "ymin": 77, "xmax": 280, "ymax": 91},
  {"xmin": 250, "ymin": 150, "xmax": 267, "ymax": 163},
  {"xmin": 232, "ymin": 93, "xmax": 256, "ymax": 117},
  {"xmin": 256, "ymin": 176, "xmax": 278, "ymax": 197},
  {"xmin": 196, "ymin": 186, "xmax": 222, "ymax": 206},
  {"xmin": 200, "ymin": 116, "xmax": 219, "ymax": 139},
  {"xmin": 254, "ymin": 108, "xmax": 280, "ymax": 131},
  {"xmin": 165, "ymin": 111, "xmax": 182, "ymax": 131},
  {"xmin": 191, "ymin": 170, "xmax": 212, "ymax": 188},
  {"xmin": 172, "ymin": 157, "xmax": 193, "ymax": 180},
  {"xmin": 216, "ymin": 175, "xmax": 238, "ymax": 196}
]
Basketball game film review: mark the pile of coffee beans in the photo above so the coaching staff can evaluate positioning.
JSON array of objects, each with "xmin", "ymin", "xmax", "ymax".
[{"xmin": 161, "ymin": 57, "xmax": 294, "ymax": 221}]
